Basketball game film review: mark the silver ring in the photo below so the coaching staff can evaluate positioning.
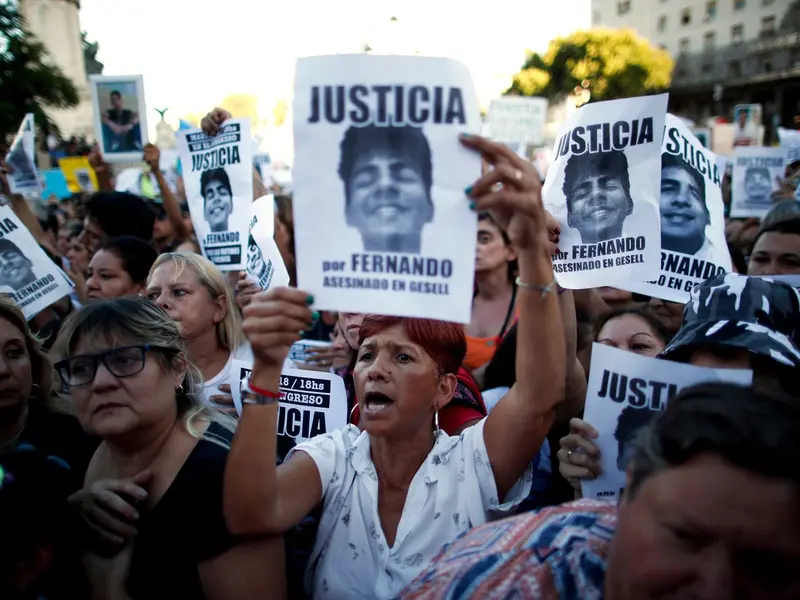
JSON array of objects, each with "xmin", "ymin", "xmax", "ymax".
[{"xmin": 567, "ymin": 450, "xmax": 573, "ymax": 462}]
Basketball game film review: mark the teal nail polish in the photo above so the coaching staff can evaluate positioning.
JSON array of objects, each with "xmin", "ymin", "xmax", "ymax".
[
  {"xmin": 305, "ymin": 294, "xmax": 314, "ymax": 305},
  {"xmin": 312, "ymin": 311, "xmax": 320, "ymax": 321},
  {"xmin": 460, "ymin": 132, "xmax": 473, "ymax": 138},
  {"xmin": 469, "ymin": 201, "xmax": 476, "ymax": 210},
  {"xmin": 464, "ymin": 185, "xmax": 473, "ymax": 195}
]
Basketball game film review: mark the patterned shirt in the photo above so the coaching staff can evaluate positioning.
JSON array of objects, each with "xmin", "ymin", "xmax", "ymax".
[
  {"xmin": 287, "ymin": 419, "xmax": 533, "ymax": 600},
  {"xmin": 398, "ymin": 499, "xmax": 616, "ymax": 600}
]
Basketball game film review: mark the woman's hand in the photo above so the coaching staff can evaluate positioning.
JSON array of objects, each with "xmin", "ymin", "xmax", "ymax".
[
  {"xmin": 557, "ymin": 418, "xmax": 602, "ymax": 493},
  {"xmin": 143, "ymin": 143, "xmax": 160, "ymax": 173},
  {"xmin": 461, "ymin": 134, "xmax": 547, "ymax": 252},
  {"xmin": 209, "ymin": 383, "xmax": 237, "ymax": 416},
  {"xmin": 235, "ymin": 271, "xmax": 261, "ymax": 311},
  {"xmin": 201, "ymin": 108, "xmax": 233, "ymax": 137},
  {"xmin": 243, "ymin": 287, "xmax": 315, "ymax": 369},
  {"xmin": 68, "ymin": 263, "xmax": 89, "ymax": 304},
  {"xmin": 68, "ymin": 470, "xmax": 152, "ymax": 553}
]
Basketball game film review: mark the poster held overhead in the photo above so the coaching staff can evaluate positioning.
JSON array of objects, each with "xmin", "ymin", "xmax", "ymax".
[
  {"xmin": 4, "ymin": 114, "xmax": 42, "ymax": 195},
  {"xmin": 581, "ymin": 343, "xmax": 753, "ymax": 502},
  {"xmin": 0, "ymin": 205, "xmax": 73, "ymax": 320},
  {"xmin": 486, "ymin": 96, "xmax": 548, "ymax": 147},
  {"xmin": 292, "ymin": 54, "xmax": 480, "ymax": 322},
  {"xmin": 729, "ymin": 147, "xmax": 787, "ymax": 219},
  {"xmin": 542, "ymin": 94, "xmax": 669, "ymax": 289},
  {"xmin": 89, "ymin": 75, "xmax": 149, "ymax": 164},
  {"xmin": 58, "ymin": 157, "xmax": 99, "ymax": 193},
  {"xmin": 621, "ymin": 115, "xmax": 731, "ymax": 304},
  {"xmin": 247, "ymin": 195, "xmax": 289, "ymax": 291},
  {"xmin": 177, "ymin": 118, "xmax": 253, "ymax": 271}
]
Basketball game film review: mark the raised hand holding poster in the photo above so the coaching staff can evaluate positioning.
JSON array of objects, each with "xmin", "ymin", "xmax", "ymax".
[
  {"xmin": 542, "ymin": 94, "xmax": 668, "ymax": 289},
  {"xmin": 581, "ymin": 343, "xmax": 752, "ymax": 501},
  {"xmin": 292, "ymin": 54, "xmax": 480, "ymax": 323},
  {"xmin": 178, "ymin": 118, "xmax": 253, "ymax": 271},
  {"xmin": 4, "ymin": 114, "xmax": 42, "ymax": 195},
  {"xmin": 621, "ymin": 115, "xmax": 731, "ymax": 303},
  {"xmin": 0, "ymin": 205, "xmax": 72, "ymax": 319},
  {"xmin": 247, "ymin": 194, "xmax": 289, "ymax": 291}
]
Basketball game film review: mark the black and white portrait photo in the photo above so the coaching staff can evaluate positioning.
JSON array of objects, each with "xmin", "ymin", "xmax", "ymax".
[
  {"xmin": 292, "ymin": 54, "xmax": 481, "ymax": 322},
  {"xmin": 660, "ymin": 152, "xmax": 709, "ymax": 256},
  {"xmin": 201, "ymin": 168, "xmax": 233, "ymax": 233},
  {"xmin": 0, "ymin": 238, "xmax": 37, "ymax": 292},
  {"xmin": 177, "ymin": 117, "xmax": 253, "ymax": 271},
  {"xmin": 4, "ymin": 114, "xmax": 41, "ymax": 195},
  {"xmin": 89, "ymin": 75, "xmax": 149, "ymax": 164},
  {"xmin": 614, "ymin": 405, "xmax": 658, "ymax": 472},
  {"xmin": 730, "ymin": 146, "xmax": 787, "ymax": 218},
  {"xmin": 338, "ymin": 124, "xmax": 434, "ymax": 254},
  {"xmin": 563, "ymin": 150, "xmax": 633, "ymax": 244}
]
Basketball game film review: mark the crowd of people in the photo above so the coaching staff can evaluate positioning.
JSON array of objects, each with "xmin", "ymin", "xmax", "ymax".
[{"xmin": 0, "ymin": 104, "xmax": 798, "ymax": 600}]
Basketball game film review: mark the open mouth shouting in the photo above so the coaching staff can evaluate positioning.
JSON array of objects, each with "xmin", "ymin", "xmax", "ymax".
[{"xmin": 362, "ymin": 391, "xmax": 393, "ymax": 415}]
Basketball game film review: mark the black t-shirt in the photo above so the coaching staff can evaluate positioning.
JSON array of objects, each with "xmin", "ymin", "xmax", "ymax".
[
  {"xmin": 17, "ymin": 405, "xmax": 99, "ymax": 492},
  {"xmin": 126, "ymin": 423, "xmax": 235, "ymax": 600}
]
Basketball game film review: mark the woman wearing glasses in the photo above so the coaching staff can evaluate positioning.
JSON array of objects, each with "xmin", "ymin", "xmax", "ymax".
[{"xmin": 56, "ymin": 297, "xmax": 285, "ymax": 600}]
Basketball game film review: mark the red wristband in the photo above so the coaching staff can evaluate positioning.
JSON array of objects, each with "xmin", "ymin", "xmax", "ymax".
[{"xmin": 247, "ymin": 382, "xmax": 282, "ymax": 399}]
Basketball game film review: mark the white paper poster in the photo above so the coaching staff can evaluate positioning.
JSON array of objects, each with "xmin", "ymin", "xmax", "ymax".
[
  {"xmin": 177, "ymin": 118, "xmax": 253, "ymax": 270},
  {"xmin": 582, "ymin": 343, "xmax": 753, "ymax": 501},
  {"xmin": 777, "ymin": 127, "xmax": 800, "ymax": 164},
  {"xmin": 542, "ymin": 94, "xmax": 668, "ymax": 289},
  {"xmin": 730, "ymin": 147, "xmax": 787, "ymax": 219},
  {"xmin": 253, "ymin": 152, "xmax": 273, "ymax": 184},
  {"xmin": 292, "ymin": 54, "xmax": 480, "ymax": 323},
  {"xmin": 247, "ymin": 195, "xmax": 289, "ymax": 291},
  {"xmin": 0, "ymin": 206, "xmax": 72, "ymax": 319},
  {"xmin": 5, "ymin": 114, "xmax": 42, "ymax": 195},
  {"xmin": 732, "ymin": 103, "xmax": 763, "ymax": 147},
  {"xmin": 486, "ymin": 96, "xmax": 548, "ymax": 147},
  {"xmin": 621, "ymin": 115, "xmax": 731, "ymax": 303},
  {"xmin": 284, "ymin": 339, "xmax": 334, "ymax": 370},
  {"xmin": 232, "ymin": 363, "xmax": 348, "ymax": 448}
]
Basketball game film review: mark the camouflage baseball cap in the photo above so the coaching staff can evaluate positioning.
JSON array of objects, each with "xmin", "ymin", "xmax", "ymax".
[{"xmin": 660, "ymin": 273, "xmax": 800, "ymax": 368}]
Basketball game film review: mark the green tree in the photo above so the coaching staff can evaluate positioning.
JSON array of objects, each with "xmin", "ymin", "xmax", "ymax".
[
  {"xmin": 82, "ymin": 31, "xmax": 103, "ymax": 76},
  {"xmin": 506, "ymin": 29, "xmax": 673, "ymax": 103},
  {"xmin": 0, "ymin": 3, "xmax": 79, "ymax": 141}
]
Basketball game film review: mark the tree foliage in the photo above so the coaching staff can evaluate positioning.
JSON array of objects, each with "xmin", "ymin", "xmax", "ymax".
[
  {"xmin": 219, "ymin": 94, "xmax": 260, "ymax": 126},
  {"xmin": 506, "ymin": 29, "xmax": 673, "ymax": 103},
  {"xmin": 0, "ymin": 3, "xmax": 79, "ymax": 141},
  {"xmin": 82, "ymin": 31, "xmax": 103, "ymax": 76}
]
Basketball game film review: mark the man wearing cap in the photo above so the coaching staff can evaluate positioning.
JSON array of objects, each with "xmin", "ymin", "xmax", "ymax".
[
  {"xmin": 660, "ymin": 153, "xmax": 710, "ymax": 256},
  {"xmin": 201, "ymin": 168, "xmax": 234, "ymax": 233},
  {"xmin": 0, "ymin": 239, "xmax": 37, "ymax": 292},
  {"xmin": 338, "ymin": 124, "xmax": 434, "ymax": 254},
  {"xmin": 563, "ymin": 150, "xmax": 634, "ymax": 244}
]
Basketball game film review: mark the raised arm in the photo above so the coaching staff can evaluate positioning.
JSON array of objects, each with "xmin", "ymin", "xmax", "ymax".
[
  {"xmin": 462, "ymin": 135, "xmax": 566, "ymax": 500},
  {"xmin": 223, "ymin": 287, "xmax": 324, "ymax": 536},
  {"xmin": 144, "ymin": 144, "xmax": 190, "ymax": 240}
]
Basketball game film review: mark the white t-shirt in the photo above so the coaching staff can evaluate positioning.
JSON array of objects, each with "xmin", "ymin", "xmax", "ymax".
[
  {"xmin": 201, "ymin": 343, "xmax": 253, "ymax": 406},
  {"xmin": 288, "ymin": 418, "xmax": 533, "ymax": 600}
]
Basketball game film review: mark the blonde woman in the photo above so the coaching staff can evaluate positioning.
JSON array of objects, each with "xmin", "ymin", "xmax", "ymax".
[
  {"xmin": 145, "ymin": 252, "xmax": 252, "ymax": 411},
  {"xmin": 57, "ymin": 297, "xmax": 285, "ymax": 600}
]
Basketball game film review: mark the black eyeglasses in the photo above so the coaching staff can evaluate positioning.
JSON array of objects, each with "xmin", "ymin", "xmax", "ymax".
[{"xmin": 55, "ymin": 345, "xmax": 154, "ymax": 388}]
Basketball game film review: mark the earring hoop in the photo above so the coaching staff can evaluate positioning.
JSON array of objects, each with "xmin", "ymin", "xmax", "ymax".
[
  {"xmin": 176, "ymin": 384, "xmax": 184, "ymax": 396},
  {"xmin": 434, "ymin": 407, "xmax": 440, "ymax": 435},
  {"xmin": 29, "ymin": 383, "xmax": 40, "ymax": 399}
]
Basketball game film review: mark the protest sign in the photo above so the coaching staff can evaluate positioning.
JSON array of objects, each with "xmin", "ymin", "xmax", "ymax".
[
  {"xmin": 253, "ymin": 152, "xmax": 273, "ymax": 184},
  {"xmin": 284, "ymin": 339, "xmax": 334, "ymax": 370},
  {"xmin": 621, "ymin": 115, "xmax": 731, "ymax": 303},
  {"xmin": 292, "ymin": 54, "xmax": 480, "ymax": 322},
  {"xmin": 692, "ymin": 127, "xmax": 710, "ymax": 149},
  {"xmin": 232, "ymin": 363, "xmax": 348, "ymax": 449},
  {"xmin": 730, "ymin": 147, "xmax": 787, "ymax": 218},
  {"xmin": 88, "ymin": 75, "xmax": 149, "ymax": 164},
  {"xmin": 247, "ymin": 195, "xmax": 289, "ymax": 291},
  {"xmin": 0, "ymin": 205, "xmax": 72, "ymax": 320},
  {"xmin": 178, "ymin": 118, "xmax": 253, "ymax": 271},
  {"xmin": 542, "ymin": 94, "xmax": 668, "ymax": 289},
  {"xmin": 4, "ymin": 114, "xmax": 42, "ymax": 195},
  {"xmin": 58, "ymin": 157, "xmax": 98, "ymax": 193},
  {"xmin": 777, "ymin": 127, "xmax": 800, "ymax": 164},
  {"xmin": 486, "ymin": 96, "xmax": 548, "ymax": 147},
  {"xmin": 41, "ymin": 169, "xmax": 71, "ymax": 201},
  {"xmin": 582, "ymin": 343, "xmax": 753, "ymax": 501},
  {"xmin": 732, "ymin": 103, "xmax": 763, "ymax": 147}
]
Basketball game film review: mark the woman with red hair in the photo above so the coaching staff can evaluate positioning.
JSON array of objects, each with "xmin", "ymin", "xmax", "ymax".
[{"xmin": 223, "ymin": 134, "xmax": 567, "ymax": 599}]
